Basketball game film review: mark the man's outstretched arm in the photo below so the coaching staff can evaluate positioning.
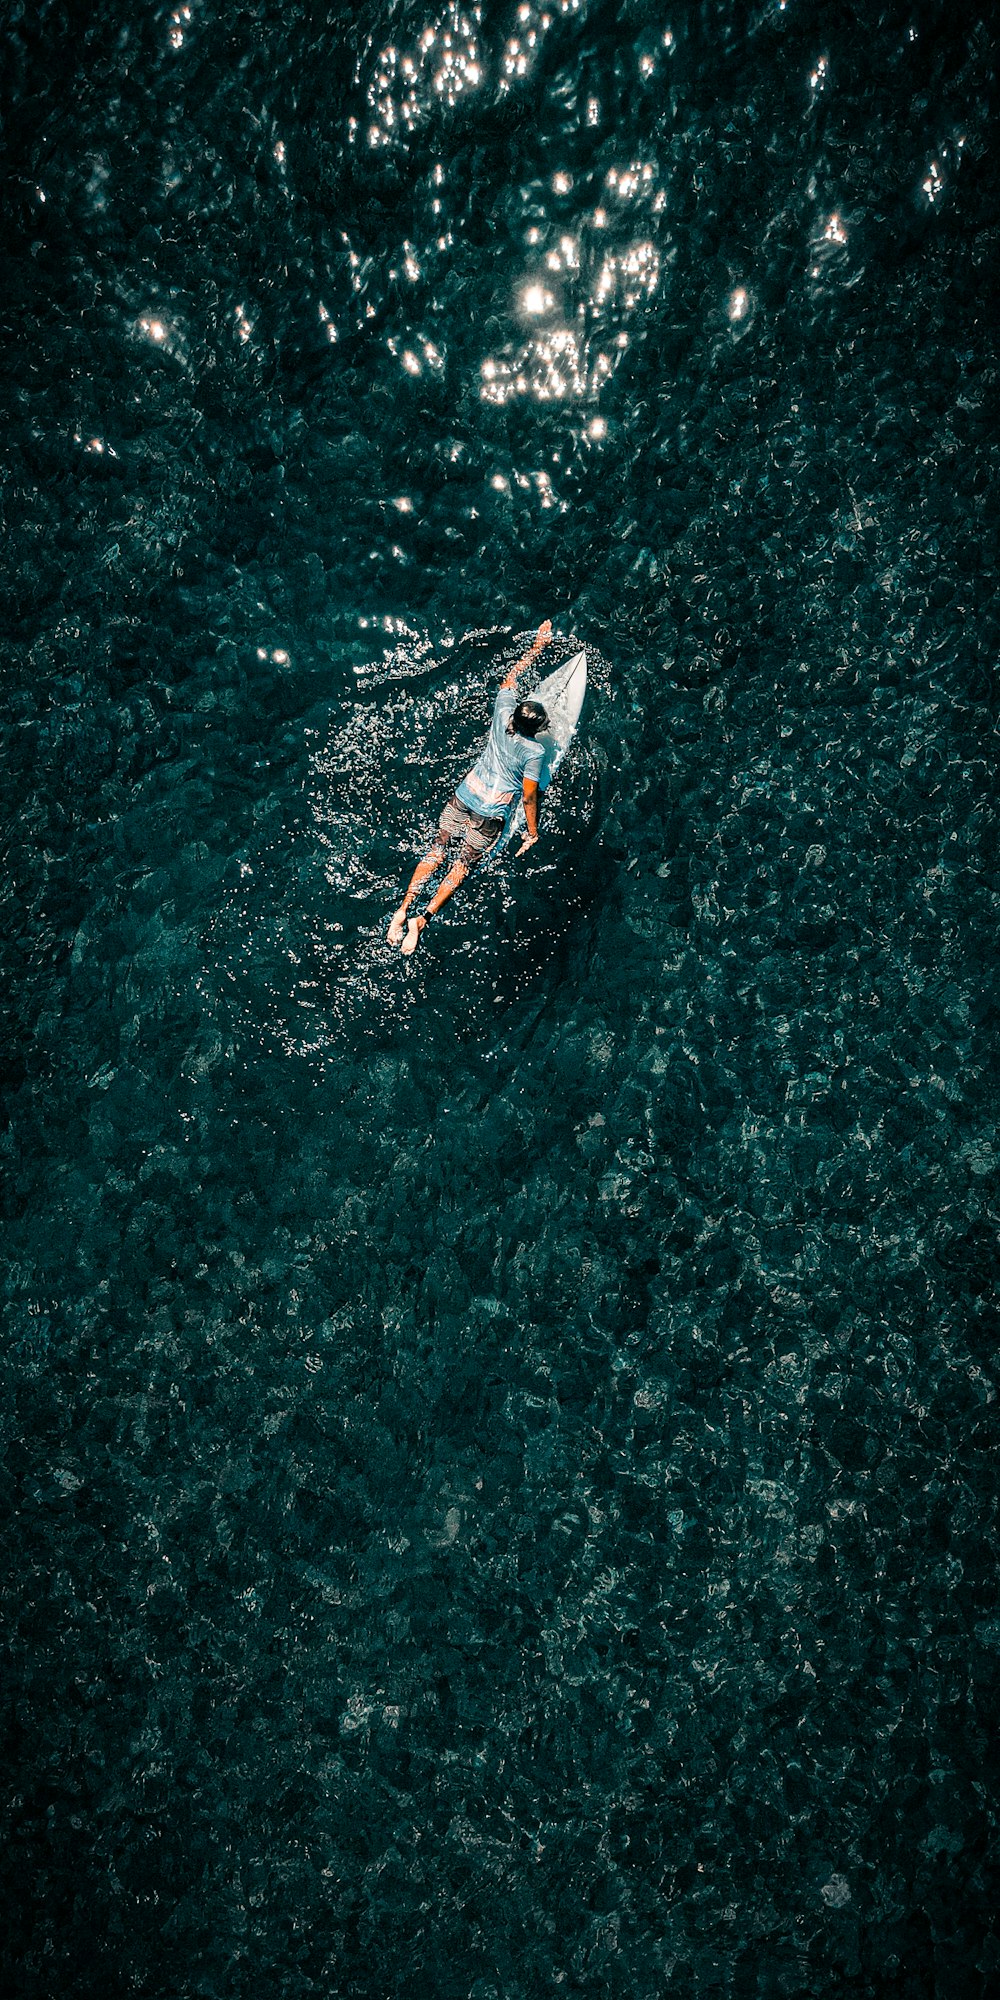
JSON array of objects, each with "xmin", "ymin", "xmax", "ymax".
[{"xmin": 500, "ymin": 619, "xmax": 553, "ymax": 690}]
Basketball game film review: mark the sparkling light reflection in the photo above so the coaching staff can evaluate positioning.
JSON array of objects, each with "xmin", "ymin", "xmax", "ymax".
[
  {"xmin": 602, "ymin": 160, "xmax": 665, "ymax": 216},
  {"xmin": 363, "ymin": 7, "xmax": 483, "ymax": 146},
  {"xmin": 481, "ymin": 326, "xmax": 614, "ymax": 406},
  {"xmin": 389, "ymin": 333, "xmax": 445, "ymax": 378},
  {"xmin": 481, "ymin": 148, "xmax": 665, "ymax": 409},
  {"xmin": 593, "ymin": 242, "xmax": 659, "ymax": 312},
  {"xmin": 168, "ymin": 6, "xmax": 192, "ymax": 50},
  {"xmin": 498, "ymin": 0, "xmax": 580, "ymax": 95},
  {"xmin": 74, "ymin": 434, "xmax": 118, "ymax": 458}
]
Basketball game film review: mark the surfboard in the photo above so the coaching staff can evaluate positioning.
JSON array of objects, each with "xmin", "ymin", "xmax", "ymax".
[{"xmin": 491, "ymin": 648, "xmax": 588, "ymax": 858}]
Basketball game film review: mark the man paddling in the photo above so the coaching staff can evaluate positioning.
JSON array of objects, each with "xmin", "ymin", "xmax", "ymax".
[{"xmin": 387, "ymin": 620, "xmax": 554, "ymax": 955}]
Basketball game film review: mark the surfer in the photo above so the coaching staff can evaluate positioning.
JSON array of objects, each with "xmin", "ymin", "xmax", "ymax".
[{"xmin": 387, "ymin": 620, "xmax": 555, "ymax": 955}]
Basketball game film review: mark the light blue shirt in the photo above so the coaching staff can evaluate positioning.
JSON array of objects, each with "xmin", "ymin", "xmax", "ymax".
[{"xmin": 455, "ymin": 690, "xmax": 545, "ymax": 818}]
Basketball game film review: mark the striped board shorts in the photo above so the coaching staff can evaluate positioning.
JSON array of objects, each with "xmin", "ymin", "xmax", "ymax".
[{"xmin": 437, "ymin": 793, "xmax": 506, "ymax": 867}]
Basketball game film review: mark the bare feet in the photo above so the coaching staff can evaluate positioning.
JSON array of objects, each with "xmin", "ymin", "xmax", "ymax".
[
  {"xmin": 400, "ymin": 916, "xmax": 427, "ymax": 957},
  {"xmin": 387, "ymin": 905, "xmax": 409, "ymax": 946}
]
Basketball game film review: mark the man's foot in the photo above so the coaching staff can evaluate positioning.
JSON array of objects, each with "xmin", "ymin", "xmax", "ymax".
[
  {"xmin": 387, "ymin": 905, "xmax": 409, "ymax": 946},
  {"xmin": 400, "ymin": 916, "xmax": 427, "ymax": 957}
]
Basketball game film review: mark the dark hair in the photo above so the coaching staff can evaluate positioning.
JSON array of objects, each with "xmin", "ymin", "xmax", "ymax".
[{"xmin": 511, "ymin": 699, "xmax": 548, "ymax": 738}]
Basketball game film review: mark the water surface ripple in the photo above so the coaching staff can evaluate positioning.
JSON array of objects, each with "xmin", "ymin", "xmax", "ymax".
[{"xmin": 2, "ymin": 1, "xmax": 998, "ymax": 1994}]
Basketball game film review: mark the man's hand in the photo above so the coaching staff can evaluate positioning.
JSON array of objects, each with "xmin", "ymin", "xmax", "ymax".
[
  {"xmin": 515, "ymin": 831, "xmax": 538, "ymax": 857},
  {"xmin": 501, "ymin": 618, "xmax": 555, "ymax": 689}
]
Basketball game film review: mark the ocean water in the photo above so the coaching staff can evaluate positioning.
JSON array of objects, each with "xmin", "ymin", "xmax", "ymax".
[{"xmin": 2, "ymin": 1, "xmax": 998, "ymax": 1994}]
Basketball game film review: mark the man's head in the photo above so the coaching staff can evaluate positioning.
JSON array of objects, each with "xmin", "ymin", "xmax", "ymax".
[{"xmin": 509, "ymin": 699, "xmax": 548, "ymax": 738}]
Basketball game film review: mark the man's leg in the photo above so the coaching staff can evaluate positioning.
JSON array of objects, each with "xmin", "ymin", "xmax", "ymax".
[
  {"xmin": 399, "ymin": 855, "xmax": 470, "ymax": 955},
  {"xmin": 387, "ymin": 839, "xmax": 446, "ymax": 945}
]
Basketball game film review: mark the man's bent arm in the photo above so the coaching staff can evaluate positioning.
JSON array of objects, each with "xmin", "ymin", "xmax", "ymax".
[
  {"xmin": 522, "ymin": 778, "xmax": 540, "ymax": 841},
  {"xmin": 501, "ymin": 618, "xmax": 553, "ymax": 690}
]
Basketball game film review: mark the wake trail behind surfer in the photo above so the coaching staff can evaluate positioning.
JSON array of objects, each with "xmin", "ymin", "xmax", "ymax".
[{"xmin": 387, "ymin": 620, "xmax": 555, "ymax": 956}]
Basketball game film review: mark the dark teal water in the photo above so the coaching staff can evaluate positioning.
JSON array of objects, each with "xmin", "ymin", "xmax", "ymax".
[{"xmin": 3, "ymin": 2, "xmax": 998, "ymax": 1994}]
